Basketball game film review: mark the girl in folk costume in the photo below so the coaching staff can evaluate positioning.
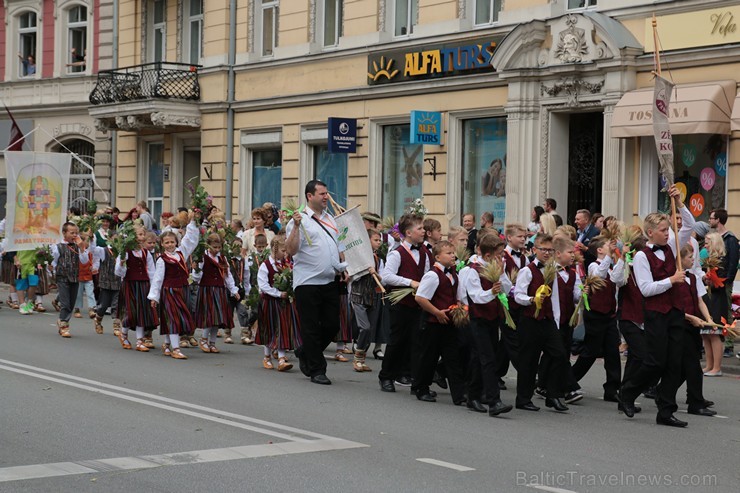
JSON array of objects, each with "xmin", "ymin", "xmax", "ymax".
[
  {"xmin": 227, "ymin": 237, "xmax": 251, "ymax": 344},
  {"xmin": 350, "ymin": 229, "xmax": 384, "ymax": 372},
  {"xmin": 257, "ymin": 236, "xmax": 298, "ymax": 371},
  {"xmin": 141, "ymin": 231, "xmax": 160, "ymax": 348},
  {"xmin": 242, "ymin": 233, "xmax": 270, "ymax": 344},
  {"xmin": 195, "ymin": 233, "xmax": 241, "ymax": 353},
  {"xmin": 91, "ymin": 234, "xmax": 123, "ymax": 335},
  {"xmin": 148, "ymin": 212, "xmax": 201, "ymax": 360},
  {"xmin": 114, "ymin": 226, "xmax": 158, "ymax": 352}
]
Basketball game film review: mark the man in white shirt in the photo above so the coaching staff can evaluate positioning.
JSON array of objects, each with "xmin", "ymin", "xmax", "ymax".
[{"xmin": 286, "ymin": 180, "xmax": 347, "ymax": 385}]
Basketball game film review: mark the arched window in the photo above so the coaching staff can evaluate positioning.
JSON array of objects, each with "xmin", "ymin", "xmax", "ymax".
[{"xmin": 53, "ymin": 139, "xmax": 95, "ymax": 211}]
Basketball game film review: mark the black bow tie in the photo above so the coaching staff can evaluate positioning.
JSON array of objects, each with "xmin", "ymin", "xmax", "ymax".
[
  {"xmin": 510, "ymin": 250, "xmax": 522, "ymax": 258},
  {"xmin": 557, "ymin": 265, "xmax": 566, "ymax": 272},
  {"xmin": 652, "ymin": 244, "xmax": 667, "ymax": 252},
  {"xmin": 444, "ymin": 267, "xmax": 454, "ymax": 275},
  {"xmin": 535, "ymin": 262, "xmax": 545, "ymax": 270},
  {"xmin": 409, "ymin": 244, "xmax": 420, "ymax": 251}
]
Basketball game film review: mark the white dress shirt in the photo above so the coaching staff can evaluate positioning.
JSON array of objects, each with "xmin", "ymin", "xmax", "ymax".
[
  {"xmin": 285, "ymin": 206, "xmax": 346, "ymax": 288},
  {"xmin": 633, "ymin": 240, "xmax": 677, "ymax": 298},
  {"xmin": 458, "ymin": 258, "xmax": 512, "ymax": 306},
  {"xmin": 258, "ymin": 257, "xmax": 284, "ymax": 299},
  {"xmin": 514, "ymin": 261, "xmax": 582, "ymax": 326},
  {"xmin": 380, "ymin": 241, "xmax": 430, "ymax": 287},
  {"xmin": 416, "ymin": 263, "xmax": 457, "ymax": 301}
]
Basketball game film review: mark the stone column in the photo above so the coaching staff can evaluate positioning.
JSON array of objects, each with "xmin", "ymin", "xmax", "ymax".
[
  {"xmin": 505, "ymin": 101, "xmax": 540, "ymax": 225},
  {"xmin": 601, "ymin": 99, "xmax": 626, "ymax": 218}
]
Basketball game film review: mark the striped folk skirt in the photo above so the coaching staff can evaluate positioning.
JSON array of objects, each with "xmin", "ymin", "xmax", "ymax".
[
  {"xmin": 1, "ymin": 259, "xmax": 17, "ymax": 285},
  {"xmin": 119, "ymin": 279, "xmax": 159, "ymax": 329},
  {"xmin": 195, "ymin": 285, "xmax": 234, "ymax": 329},
  {"xmin": 35, "ymin": 266, "xmax": 52, "ymax": 296},
  {"xmin": 334, "ymin": 291, "xmax": 353, "ymax": 343},
  {"xmin": 257, "ymin": 296, "xmax": 302, "ymax": 350},
  {"xmin": 159, "ymin": 285, "xmax": 196, "ymax": 336}
]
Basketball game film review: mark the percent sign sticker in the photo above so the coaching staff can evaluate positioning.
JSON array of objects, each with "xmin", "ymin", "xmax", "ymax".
[
  {"xmin": 700, "ymin": 168, "xmax": 716, "ymax": 191},
  {"xmin": 675, "ymin": 182, "xmax": 687, "ymax": 203},
  {"xmin": 689, "ymin": 193, "xmax": 705, "ymax": 217},
  {"xmin": 715, "ymin": 152, "xmax": 727, "ymax": 177}
]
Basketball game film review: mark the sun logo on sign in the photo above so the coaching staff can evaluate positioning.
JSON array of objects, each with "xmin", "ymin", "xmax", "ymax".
[{"xmin": 368, "ymin": 56, "xmax": 399, "ymax": 82}]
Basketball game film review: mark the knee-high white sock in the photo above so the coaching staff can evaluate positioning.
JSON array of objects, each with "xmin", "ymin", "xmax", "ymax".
[
  {"xmin": 263, "ymin": 346, "xmax": 271, "ymax": 357},
  {"xmin": 122, "ymin": 326, "xmax": 129, "ymax": 335},
  {"xmin": 35, "ymin": 295, "xmax": 43, "ymax": 303},
  {"xmin": 170, "ymin": 334, "xmax": 180, "ymax": 348},
  {"xmin": 336, "ymin": 342, "xmax": 345, "ymax": 351},
  {"xmin": 135, "ymin": 326, "xmax": 145, "ymax": 339},
  {"xmin": 10, "ymin": 293, "xmax": 18, "ymax": 303},
  {"xmin": 277, "ymin": 349, "xmax": 286, "ymax": 358},
  {"xmin": 208, "ymin": 328, "xmax": 217, "ymax": 344}
]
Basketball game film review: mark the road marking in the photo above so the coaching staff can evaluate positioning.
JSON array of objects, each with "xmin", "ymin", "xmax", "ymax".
[
  {"xmin": 0, "ymin": 439, "xmax": 361, "ymax": 483},
  {"xmin": 415, "ymin": 458, "xmax": 475, "ymax": 472},
  {"xmin": 677, "ymin": 410, "xmax": 728, "ymax": 419},
  {"xmin": 526, "ymin": 484, "xmax": 579, "ymax": 493}
]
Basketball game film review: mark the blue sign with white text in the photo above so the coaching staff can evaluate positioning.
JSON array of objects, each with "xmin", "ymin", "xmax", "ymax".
[
  {"xmin": 410, "ymin": 111, "xmax": 442, "ymax": 145},
  {"xmin": 328, "ymin": 118, "xmax": 357, "ymax": 153}
]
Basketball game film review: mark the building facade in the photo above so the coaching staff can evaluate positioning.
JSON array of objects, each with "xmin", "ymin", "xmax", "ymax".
[
  {"xmin": 0, "ymin": 0, "xmax": 115, "ymax": 218},
  {"xmin": 90, "ymin": 0, "xmax": 738, "ymax": 234}
]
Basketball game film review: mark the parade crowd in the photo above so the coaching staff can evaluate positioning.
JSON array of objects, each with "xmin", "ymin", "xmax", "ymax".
[{"xmin": 0, "ymin": 181, "xmax": 738, "ymax": 428}]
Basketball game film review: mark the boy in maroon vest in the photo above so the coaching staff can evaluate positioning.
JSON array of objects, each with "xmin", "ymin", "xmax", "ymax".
[
  {"xmin": 570, "ymin": 236, "xmax": 626, "ymax": 402},
  {"xmin": 619, "ymin": 212, "xmax": 688, "ymax": 427},
  {"xmin": 412, "ymin": 241, "xmax": 465, "ymax": 404},
  {"xmin": 513, "ymin": 234, "xmax": 569, "ymax": 412},
  {"xmin": 378, "ymin": 214, "xmax": 430, "ymax": 393},
  {"xmin": 461, "ymin": 234, "xmax": 514, "ymax": 416}
]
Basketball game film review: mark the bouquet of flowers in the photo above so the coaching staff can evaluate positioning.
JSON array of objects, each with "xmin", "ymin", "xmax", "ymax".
[
  {"xmin": 109, "ymin": 221, "xmax": 140, "ymax": 259},
  {"xmin": 35, "ymin": 245, "xmax": 54, "ymax": 266},
  {"xmin": 75, "ymin": 214, "xmax": 99, "ymax": 239},
  {"xmin": 534, "ymin": 261, "xmax": 556, "ymax": 318},
  {"xmin": 703, "ymin": 253, "xmax": 727, "ymax": 292},
  {"xmin": 273, "ymin": 264, "xmax": 295, "ymax": 303},
  {"xmin": 406, "ymin": 198, "xmax": 428, "ymax": 217},
  {"xmin": 569, "ymin": 274, "xmax": 607, "ymax": 327},
  {"xmin": 186, "ymin": 177, "xmax": 212, "ymax": 222},
  {"xmin": 191, "ymin": 225, "xmax": 210, "ymax": 273},
  {"xmin": 281, "ymin": 198, "xmax": 312, "ymax": 246},
  {"xmin": 479, "ymin": 260, "xmax": 516, "ymax": 329},
  {"xmin": 448, "ymin": 304, "xmax": 470, "ymax": 328}
]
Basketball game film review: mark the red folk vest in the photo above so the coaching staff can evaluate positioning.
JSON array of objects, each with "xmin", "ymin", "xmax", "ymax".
[
  {"xmin": 125, "ymin": 250, "xmax": 149, "ymax": 281},
  {"xmin": 161, "ymin": 252, "xmax": 189, "ymax": 288},
  {"xmin": 522, "ymin": 262, "xmax": 554, "ymax": 321},
  {"xmin": 467, "ymin": 262, "xmax": 503, "ymax": 322},
  {"xmin": 200, "ymin": 253, "xmax": 228, "ymax": 287},
  {"xmin": 426, "ymin": 266, "xmax": 457, "ymax": 325},
  {"xmin": 557, "ymin": 266, "xmax": 577, "ymax": 326},
  {"xmin": 588, "ymin": 260, "xmax": 617, "ymax": 316},
  {"xmin": 618, "ymin": 274, "xmax": 644, "ymax": 324},
  {"xmin": 642, "ymin": 247, "xmax": 682, "ymax": 314},
  {"xmin": 390, "ymin": 245, "xmax": 428, "ymax": 308}
]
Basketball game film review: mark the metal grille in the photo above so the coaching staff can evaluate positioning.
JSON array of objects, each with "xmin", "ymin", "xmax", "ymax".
[
  {"xmin": 567, "ymin": 112, "xmax": 603, "ymax": 220},
  {"xmin": 89, "ymin": 62, "xmax": 201, "ymax": 105},
  {"xmin": 54, "ymin": 139, "xmax": 95, "ymax": 211}
]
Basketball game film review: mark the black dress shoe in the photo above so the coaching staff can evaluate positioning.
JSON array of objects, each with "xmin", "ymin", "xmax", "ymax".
[
  {"xmin": 603, "ymin": 393, "xmax": 620, "ymax": 403},
  {"xmin": 545, "ymin": 397, "xmax": 568, "ymax": 412},
  {"xmin": 564, "ymin": 391, "xmax": 583, "ymax": 404},
  {"xmin": 417, "ymin": 392, "xmax": 436, "ymax": 402},
  {"xmin": 394, "ymin": 376, "xmax": 412, "ymax": 387},
  {"xmin": 310, "ymin": 374, "xmax": 331, "ymax": 385},
  {"xmin": 466, "ymin": 400, "xmax": 487, "ymax": 413},
  {"xmin": 433, "ymin": 371, "xmax": 448, "ymax": 389},
  {"xmin": 379, "ymin": 379, "xmax": 396, "ymax": 392},
  {"xmin": 498, "ymin": 378, "xmax": 507, "ymax": 390},
  {"xmin": 489, "ymin": 400, "xmax": 513, "ymax": 416},
  {"xmin": 619, "ymin": 399, "xmax": 636, "ymax": 418},
  {"xmin": 516, "ymin": 402, "xmax": 540, "ymax": 411},
  {"xmin": 687, "ymin": 407, "xmax": 717, "ymax": 417},
  {"xmin": 656, "ymin": 415, "xmax": 688, "ymax": 428},
  {"xmin": 686, "ymin": 399, "xmax": 715, "ymax": 408},
  {"xmin": 410, "ymin": 388, "xmax": 437, "ymax": 398},
  {"xmin": 618, "ymin": 403, "xmax": 641, "ymax": 413}
]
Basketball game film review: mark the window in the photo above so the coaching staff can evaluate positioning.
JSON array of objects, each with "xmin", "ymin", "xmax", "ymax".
[
  {"xmin": 252, "ymin": 149, "xmax": 282, "ymax": 209},
  {"xmin": 261, "ymin": 1, "xmax": 279, "ymax": 57},
  {"xmin": 323, "ymin": 0, "xmax": 343, "ymax": 47},
  {"xmin": 474, "ymin": 0, "xmax": 502, "ymax": 25},
  {"xmin": 185, "ymin": 0, "xmax": 204, "ymax": 64},
  {"xmin": 147, "ymin": 143, "xmax": 165, "ymax": 222},
  {"xmin": 313, "ymin": 146, "xmax": 347, "ymax": 208},
  {"xmin": 149, "ymin": 0, "xmax": 166, "ymax": 62},
  {"xmin": 54, "ymin": 139, "xmax": 95, "ymax": 211},
  {"xmin": 462, "ymin": 117, "xmax": 507, "ymax": 231},
  {"xmin": 394, "ymin": 0, "xmax": 418, "ymax": 37},
  {"xmin": 568, "ymin": 0, "xmax": 597, "ymax": 9},
  {"xmin": 67, "ymin": 6, "xmax": 88, "ymax": 74},
  {"xmin": 382, "ymin": 124, "xmax": 423, "ymax": 218},
  {"xmin": 18, "ymin": 11, "xmax": 37, "ymax": 77}
]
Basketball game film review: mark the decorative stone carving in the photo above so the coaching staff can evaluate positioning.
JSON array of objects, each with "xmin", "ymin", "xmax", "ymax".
[
  {"xmin": 540, "ymin": 78, "xmax": 604, "ymax": 106},
  {"xmin": 114, "ymin": 115, "xmax": 145, "ymax": 131},
  {"xmin": 150, "ymin": 112, "xmax": 201, "ymax": 128},
  {"xmin": 94, "ymin": 119, "xmax": 110, "ymax": 133},
  {"xmin": 554, "ymin": 15, "xmax": 588, "ymax": 63}
]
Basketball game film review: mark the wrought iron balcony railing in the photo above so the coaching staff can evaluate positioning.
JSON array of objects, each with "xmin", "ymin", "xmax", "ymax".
[{"xmin": 89, "ymin": 62, "xmax": 201, "ymax": 105}]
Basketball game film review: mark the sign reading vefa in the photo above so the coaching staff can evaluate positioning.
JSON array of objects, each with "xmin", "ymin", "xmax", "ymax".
[
  {"xmin": 410, "ymin": 111, "xmax": 442, "ymax": 145},
  {"xmin": 328, "ymin": 118, "xmax": 357, "ymax": 153}
]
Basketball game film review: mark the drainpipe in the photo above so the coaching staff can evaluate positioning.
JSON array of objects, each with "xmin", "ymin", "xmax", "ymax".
[
  {"xmin": 224, "ymin": 0, "xmax": 237, "ymax": 219},
  {"xmin": 110, "ymin": 0, "xmax": 119, "ymax": 206}
]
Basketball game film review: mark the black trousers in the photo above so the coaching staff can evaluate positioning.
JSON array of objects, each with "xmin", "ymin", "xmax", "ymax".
[
  {"xmin": 379, "ymin": 304, "xmax": 422, "ymax": 382},
  {"xmin": 495, "ymin": 308, "xmax": 521, "ymax": 378},
  {"xmin": 537, "ymin": 322, "xmax": 578, "ymax": 394},
  {"xmin": 618, "ymin": 320, "xmax": 646, "ymax": 386},
  {"xmin": 469, "ymin": 318, "xmax": 502, "ymax": 403},
  {"xmin": 516, "ymin": 317, "xmax": 568, "ymax": 406},
  {"xmin": 620, "ymin": 308, "xmax": 685, "ymax": 419},
  {"xmin": 295, "ymin": 282, "xmax": 340, "ymax": 377},
  {"xmin": 96, "ymin": 288, "xmax": 119, "ymax": 320},
  {"xmin": 412, "ymin": 322, "xmax": 465, "ymax": 403},
  {"xmin": 56, "ymin": 281, "xmax": 79, "ymax": 323},
  {"xmin": 680, "ymin": 324, "xmax": 706, "ymax": 410},
  {"xmin": 571, "ymin": 311, "xmax": 622, "ymax": 396}
]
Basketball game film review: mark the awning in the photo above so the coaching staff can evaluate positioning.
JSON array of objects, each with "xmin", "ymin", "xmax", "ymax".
[{"xmin": 611, "ymin": 80, "xmax": 736, "ymax": 138}]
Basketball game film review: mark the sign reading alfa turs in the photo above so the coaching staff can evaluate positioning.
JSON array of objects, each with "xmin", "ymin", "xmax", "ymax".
[
  {"xmin": 328, "ymin": 117, "xmax": 357, "ymax": 153},
  {"xmin": 367, "ymin": 38, "xmax": 502, "ymax": 85}
]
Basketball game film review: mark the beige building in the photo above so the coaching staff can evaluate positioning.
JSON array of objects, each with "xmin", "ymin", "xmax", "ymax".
[{"xmin": 89, "ymin": 0, "xmax": 738, "ymax": 236}]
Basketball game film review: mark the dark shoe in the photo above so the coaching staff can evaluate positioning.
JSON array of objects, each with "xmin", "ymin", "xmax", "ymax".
[
  {"xmin": 372, "ymin": 349, "xmax": 384, "ymax": 360},
  {"xmin": 687, "ymin": 407, "xmax": 717, "ymax": 417},
  {"xmin": 656, "ymin": 415, "xmax": 688, "ymax": 428},
  {"xmin": 534, "ymin": 387, "xmax": 547, "ymax": 399},
  {"xmin": 310, "ymin": 374, "xmax": 332, "ymax": 385},
  {"xmin": 564, "ymin": 391, "xmax": 583, "ymax": 404},
  {"xmin": 394, "ymin": 376, "xmax": 412, "ymax": 387},
  {"xmin": 410, "ymin": 388, "xmax": 437, "ymax": 398},
  {"xmin": 618, "ymin": 402, "xmax": 641, "ymax": 413},
  {"xmin": 722, "ymin": 348, "xmax": 733, "ymax": 358},
  {"xmin": 516, "ymin": 402, "xmax": 540, "ymax": 411},
  {"xmin": 642, "ymin": 386, "xmax": 657, "ymax": 400},
  {"xmin": 432, "ymin": 371, "xmax": 448, "ymax": 389},
  {"xmin": 466, "ymin": 400, "xmax": 487, "ymax": 413},
  {"xmin": 489, "ymin": 400, "xmax": 513, "ymax": 416},
  {"xmin": 545, "ymin": 397, "xmax": 568, "ymax": 412},
  {"xmin": 416, "ymin": 392, "xmax": 436, "ymax": 402},
  {"xmin": 619, "ymin": 397, "xmax": 636, "ymax": 418},
  {"xmin": 498, "ymin": 378, "xmax": 507, "ymax": 390},
  {"xmin": 703, "ymin": 400, "xmax": 715, "ymax": 408},
  {"xmin": 295, "ymin": 348, "xmax": 310, "ymax": 377},
  {"xmin": 603, "ymin": 393, "xmax": 620, "ymax": 403},
  {"xmin": 379, "ymin": 379, "xmax": 396, "ymax": 392}
]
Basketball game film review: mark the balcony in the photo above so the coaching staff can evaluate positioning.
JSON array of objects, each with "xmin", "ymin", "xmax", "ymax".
[{"xmin": 88, "ymin": 62, "xmax": 202, "ymax": 132}]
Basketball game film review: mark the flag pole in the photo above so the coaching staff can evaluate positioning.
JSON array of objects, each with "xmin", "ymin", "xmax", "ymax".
[{"xmin": 652, "ymin": 14, "xmax": 682, "ymax": 270}]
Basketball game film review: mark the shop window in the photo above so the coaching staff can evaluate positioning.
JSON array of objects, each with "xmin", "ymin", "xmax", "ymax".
[
  {"xmin": 658, "ymin": 134, "xmax": 727, "ymax": 222},
  {"xmin": 184, "ymin": 0, "xmax": 204, "ymax": 64},
  {"xmin": 394, "ymin": 0, "xmax": 418, "ymax": 37},
  {"xmin": 147, "ymin": 143, "xmax": 165, "ymax": 222},
  {"xmin": 568, "ymin": 0, "xmax": 597, "ymax": 9},
  {"xmin": 462, "ymin": 117, "xmax": 507, "ymax": 231},
  {"xmin": 313, "ymin": 145, "xmax": 347, "ymax": 208},
  {"xmin": 66, "ymin": 6, "xmax": 88, "ymax": 74},
  {"xmin": 474, "ymin": 0, "xmax": 502, "ymax": 25},
  {"xmin": 252, "ymin": 149, "xmax": 282, "ymax": 209},
  {"xmin": 260, "ymin": 0, "xmax": 279, "ymax": 57},
  {"xmin": 323, "ymin": 0, "xmax": 343, "ymax": 48},
  {"xmin": 18, "ymin": 11, "xmax": 37, "ymax": 77},
  {"xmin": 148, "ymin": 0, "xmax": 166, "ymax": 62},
  {"xmin": 382, "ymin": 124, "xmax": 423, "ymax": 219}
]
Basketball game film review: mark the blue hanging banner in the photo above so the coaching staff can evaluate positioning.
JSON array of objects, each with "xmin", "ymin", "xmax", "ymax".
[
  {"xmin": 410, "ymin": 111, "xmax": 442, "ymax": 145},
  {"xmin": 328, "ymin": 117, "xmax": 357, "ymax": 153}
]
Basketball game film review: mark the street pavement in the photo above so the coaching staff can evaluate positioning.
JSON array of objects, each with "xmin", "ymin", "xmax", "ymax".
[{"xmin": 0, "ymin": 301, "xmax": 739, "ymax": 493}]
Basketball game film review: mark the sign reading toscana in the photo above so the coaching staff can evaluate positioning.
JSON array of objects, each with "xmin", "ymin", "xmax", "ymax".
[{"xmin": 367, "ymin": 38, "xmax": 502, "ymax": 85}]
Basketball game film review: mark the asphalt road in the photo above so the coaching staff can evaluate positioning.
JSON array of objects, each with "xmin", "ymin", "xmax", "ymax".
[{"xmin": 1, "ymin": 306, "xmax": 739, "ymax": 493}]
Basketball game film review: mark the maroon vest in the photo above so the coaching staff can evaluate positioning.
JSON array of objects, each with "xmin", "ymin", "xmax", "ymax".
[
  {"xmin": 642, "ymin": 247, "xmax": 682, "ymax": 314},
  {"xmin": 200, "ymin": 253, "xmax": 228, "ymax": 287},
  {"xmin": 522, "ymin": 262, "xmax": 554, "ymax": 321},
  {"xmin": 467, "ymin": 263, "xmax": 503, "ymax": 321},
  {"xmin": 426, "ymin": 267, "xmax": 458, "ymax": 325},
  {"xmin": 557, "ymin": 266, "xmax": 577, "ymax": 326},
  {"xmin": 503, "ymin": 249, "xmax": 526, "ymax": 310},
  {"xmin": 618, "ymin": 274, "xmax": 644, "ymax": 324},
  {"xmin": 588, "ymin": 260, "xmax": 617, "ymax": 316},
  {"xmin": 161, "ymin": 252, "xmax": 189, "ymax": 288},
  {"xmin": 125, "ymin": 250, "xmax": 149, "ymax": 281},
  {"xmin": 673, "ymin": 273, "xmax": 700, "ymax": 318},
  {"xmin": 390, "ymin": 245, "xmax": 428, "ymax": 308}
]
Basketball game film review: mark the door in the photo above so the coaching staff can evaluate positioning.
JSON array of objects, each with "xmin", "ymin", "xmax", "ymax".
[{"xmin": 567, "ymin": 112, "xmax": 603, "ymax": 221}]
